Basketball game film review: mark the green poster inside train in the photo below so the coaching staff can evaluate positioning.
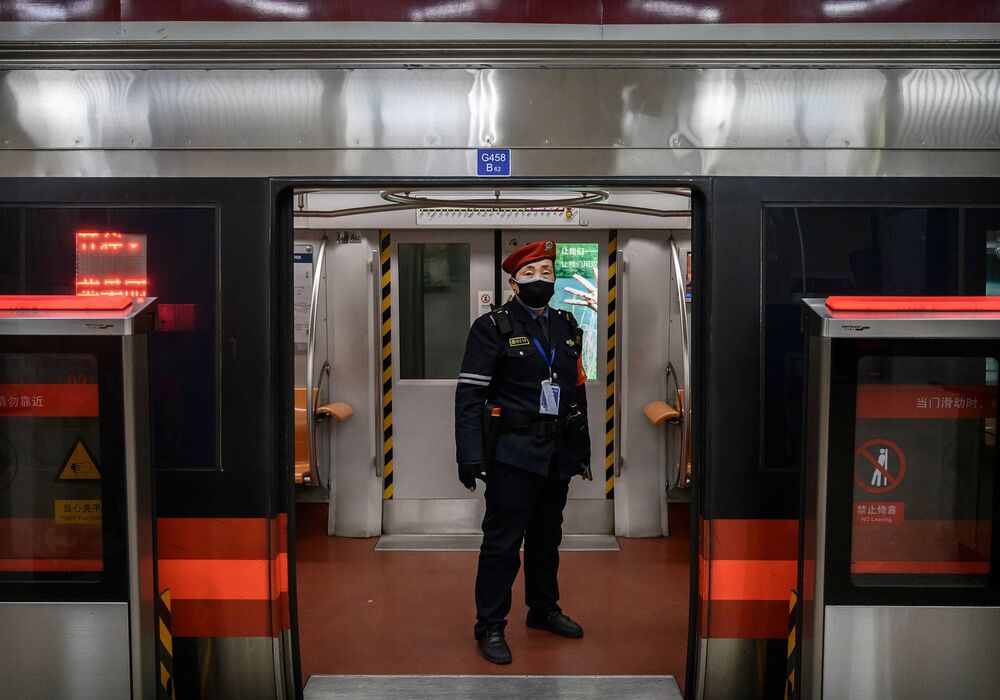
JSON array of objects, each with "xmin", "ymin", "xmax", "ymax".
[{"xmin": 551, "ymin": 243, "xmax": 600, "ymax": 381}]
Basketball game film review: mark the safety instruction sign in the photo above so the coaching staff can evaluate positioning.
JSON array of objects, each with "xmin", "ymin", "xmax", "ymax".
[
  {"xmin": 854, "ymin": 501, "xmax": 904, "ymax": 526},
  {"xmin": 850, "ymin": 366, "xmax": 996, "ymax": 576},
  {"xmin": 293, "ymin": 248, "xmax": 313, "ymax": 345},
  {"xmin": 477, "ymin": 290, "xmax": 494, "ymax": 318},
  {"xmin": 55, "ymin": 499, "xmax": 102, "ymax": 525},
  {"xmin": 56, "ymin": 438, "xmax": 101, "ymax": 481},
  {"xmin": 0, "ymin": 383, "xmax": 98, "ymax": 417},
  {"xmin": 853, "ymin": 438, "xmax": 906, "ymax": 494}
]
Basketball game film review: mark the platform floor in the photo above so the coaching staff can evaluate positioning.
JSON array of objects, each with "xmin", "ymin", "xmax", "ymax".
[
  {"xmin": 303, "ymin": 674, "xmax": 682, "ymax": 699},
  {"xmin": 295, "ymin": 503, "xmax": 690, "ymax": 693}
]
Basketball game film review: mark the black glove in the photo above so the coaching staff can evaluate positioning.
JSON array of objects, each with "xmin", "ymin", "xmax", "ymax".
[
  {"xmin": 564, "ymin": 406, "xmax": 591, "ymax": 463},
  {"xmin": 458, "ymin": 462, "xmax": 485, "ymax": 490}
]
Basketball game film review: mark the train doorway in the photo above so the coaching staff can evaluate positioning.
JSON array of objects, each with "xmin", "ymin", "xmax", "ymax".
[
  {"xmin": 287, "ymin": 186, "xmax": 695, "ymax": 694},
  {"xmin": 383, "ymin": 229, "xmax": 498, "ymax": 532},
  {"xmin": 378, "ymin": 226, "xmax": 613, "ymax": 536}
]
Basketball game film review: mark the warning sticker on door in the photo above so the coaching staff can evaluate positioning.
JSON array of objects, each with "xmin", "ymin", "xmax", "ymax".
[
  {"xmin": 853, "ymin": 501, "xmax": 905, "ymax": 526},
  {"xmin": 477, "ymin": 290, "xmax": 494, "ymax": 318},
  {"xmin": 853, "ymin": 438, "xmax": 906, "ymax": 494},
  {"xmin": 55, "ymin": 438, "xmax": 101, "ymax": 481},
  {"xmin": 54, "ymin": 499, "xmax": 102, "ymax": 525}
]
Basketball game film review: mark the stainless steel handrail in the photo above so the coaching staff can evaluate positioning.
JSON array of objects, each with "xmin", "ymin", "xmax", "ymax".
[
  {"xmin": 668, "ymin": 237, "xmax": 691, "ymax": 490},
  {"xmin": 312, "ymin": 359, "xmax": 331, "ymax": 488},
  {"xmin": 665, "ymin": 361, "xmax": 685, "ymax": 491},
  {"xmin": 614, "ymin": 248, "xmax": 626, "ymax": 478},
  {"xmin": 369, "ymin": 247, "xmax": 384, "ymax": 478},
  {"xmin": 305, "ymin": 235, "xmax": 327, "ymax": 487}
]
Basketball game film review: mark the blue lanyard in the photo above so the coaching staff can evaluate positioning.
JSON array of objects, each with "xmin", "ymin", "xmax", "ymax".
[{"xmin": 531, "ymin": 336, "xmax": 556, "ymax": 378}]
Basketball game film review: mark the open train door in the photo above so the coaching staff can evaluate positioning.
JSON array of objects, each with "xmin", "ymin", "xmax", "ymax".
[{"xmin": 281, "ymin": 185, "xmax": 697, "ymax": 697}]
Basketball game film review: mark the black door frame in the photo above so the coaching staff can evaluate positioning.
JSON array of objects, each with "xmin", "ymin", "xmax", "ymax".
[{"xmin": 270, "ymin": 176, "xmax": 711, "ymax": 699}]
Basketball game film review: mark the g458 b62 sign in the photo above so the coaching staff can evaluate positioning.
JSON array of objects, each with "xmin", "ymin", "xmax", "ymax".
[{"xmin": 477, "ymin": 149, "xmax": 511, "ymax": 177}]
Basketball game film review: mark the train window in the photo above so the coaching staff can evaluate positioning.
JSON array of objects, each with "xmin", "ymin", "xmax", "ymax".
[
  {"xmin": 398, "ymin": 242, "xmax": 470, "ymax": 380},
  {"xmin": 0, "ymin": 206, "xmax": 218, "ymax": 470},
  {"xmin": 850, "ymin": 354, "xmax": 995, "ymax": 587},
  {"xmin": 0, "ymin": 352, "xmax": 104, "ymax": 580},
  {"xmin": 763, "ymin": 206, "xmax": 1000, "ymax": 472}
]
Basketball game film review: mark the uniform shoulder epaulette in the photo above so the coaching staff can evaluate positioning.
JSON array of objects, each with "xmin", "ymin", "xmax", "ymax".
[
  {"xmin": 554, "ymin": 308, "xmax": 578, "ymax": 330},
  {"xmin": 554, "ymin": 308, "xmax": 583, "ymax": 346}
]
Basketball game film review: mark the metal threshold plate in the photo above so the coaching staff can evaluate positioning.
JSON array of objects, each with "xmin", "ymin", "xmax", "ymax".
[
  {"xmin": 304, "ymin": 674, "xmax": 681, "ymax": 699},
  {"xmin": 374, "ymin": 534, "xmax": 620, "ymax": 552}
]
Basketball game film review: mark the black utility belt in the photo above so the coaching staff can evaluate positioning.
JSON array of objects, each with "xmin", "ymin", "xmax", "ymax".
[{"xmin": 502, "ymin": 420, "xmax": 563, "ymax": 437}]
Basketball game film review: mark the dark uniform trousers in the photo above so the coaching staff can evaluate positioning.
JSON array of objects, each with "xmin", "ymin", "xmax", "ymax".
[{"xmin": 474, "ymin": 455, "xmax": 569, "ymax": 639}]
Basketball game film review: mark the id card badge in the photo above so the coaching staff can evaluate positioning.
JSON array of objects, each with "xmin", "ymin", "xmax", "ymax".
[{"xmin": 539, "ymin": 379, "xmax": 561, "ymax": 415}]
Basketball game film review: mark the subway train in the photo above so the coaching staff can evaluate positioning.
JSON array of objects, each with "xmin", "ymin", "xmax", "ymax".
[{"xmin": 0, "ymin": 4, "xmax": 998, "ymax": 699}]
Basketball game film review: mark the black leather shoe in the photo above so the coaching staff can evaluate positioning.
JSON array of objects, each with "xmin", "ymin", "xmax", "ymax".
[
  {"xmin": 477, "ymin": 624, "xmax": 512, "ymax": 665},
  {"xmin": 526, "ymin": 609, "xmax": 584, "ymax": 638}
]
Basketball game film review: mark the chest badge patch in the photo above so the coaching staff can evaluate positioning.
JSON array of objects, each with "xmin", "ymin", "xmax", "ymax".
[
  {"xmin": 509, "ymin": 336, "xmax": 530, "ymax": 347},
  {"xmin": 565, "ymin": 339, "xmax": 575, "ymax": 347}
]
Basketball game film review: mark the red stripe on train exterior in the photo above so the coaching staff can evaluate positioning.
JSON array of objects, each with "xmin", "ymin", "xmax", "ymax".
[
  {"xmin": 699, "ymin": 518, "xmax": 799, "ymax": 639},
  {"xmin": 155, "ymin": 515, "xmax": 290, "ymax": 638}
]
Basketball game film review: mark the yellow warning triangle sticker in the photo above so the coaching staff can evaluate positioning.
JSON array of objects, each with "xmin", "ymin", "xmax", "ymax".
[{"xmin": 56, "ymin": 438, "xmax": 101, "ymax": 481}]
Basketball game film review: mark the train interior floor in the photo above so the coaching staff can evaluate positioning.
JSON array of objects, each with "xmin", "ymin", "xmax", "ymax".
[{"xmin": 294, "ymin": 502, "xmax": 691, "ymax": 692}]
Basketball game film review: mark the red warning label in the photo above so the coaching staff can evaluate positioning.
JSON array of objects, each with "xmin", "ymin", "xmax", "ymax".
[
  {"xmin": 854, "ymin": 438, "xmax": 906, "ymax": 494},
  {"xmin": 0, "ymin": 384, "xmax": 98, "ymax": 417},
  {"xmin": 856, "ymin": 385, "xmax": 996, "ymax": 420}
]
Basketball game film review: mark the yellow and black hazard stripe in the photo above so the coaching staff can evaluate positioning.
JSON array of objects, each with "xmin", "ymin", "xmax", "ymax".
[
  {"xmin": 605, "ymin": 231, "xmax": 618, "ymax": 499},
  {"xmin": 380, "ymin": 230, "xmax": 395, "ymax": 500},
  {"xmin": 784, "ymin": 588, "xmax": 799, "ymax": 700},
  {"xmin": 157, "ymin": 588, "xmax": 176, "ymax": 700}
]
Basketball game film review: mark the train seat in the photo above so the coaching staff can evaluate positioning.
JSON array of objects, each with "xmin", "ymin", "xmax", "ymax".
[
  {"xmin": 316, "ymin": 402, "xmax": 353, "ymax": 422},
  {"xmin": 643, "ymin": 400, "xmax": 681, "ymax": 426},
  {"xmin": 295, "ymin": 389, "xmax": 354, "ymax": 485}
]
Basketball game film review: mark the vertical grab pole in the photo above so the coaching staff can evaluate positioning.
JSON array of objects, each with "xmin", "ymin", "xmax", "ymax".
[
  {"xmin": 369, "ymin": 248, "xmax": 384, "ymax": 479},
  {"xmin": 312, "ymin": 360, "xmax": 331, "ymax": 488},
  {"xmin": 305, "ymin": 235, "xmax": 328, "ymax": 487},
  {"xmin": 668, "ymin": 237, "xmax": 691, "ymax": 490},
  {"xmin": 614, "ymin": 248, "xmax": 627, "ymax": 478}
]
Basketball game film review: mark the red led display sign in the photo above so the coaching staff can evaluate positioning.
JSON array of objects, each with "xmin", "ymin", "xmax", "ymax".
[{"xmin": 75, "ymin": 231, "xmax": 148, "ymax": 298}]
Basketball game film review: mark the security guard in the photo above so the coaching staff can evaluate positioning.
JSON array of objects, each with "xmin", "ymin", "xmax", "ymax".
[{"xmin": 455, "ymin": 240, "xmax": 592, "ymax": 665}]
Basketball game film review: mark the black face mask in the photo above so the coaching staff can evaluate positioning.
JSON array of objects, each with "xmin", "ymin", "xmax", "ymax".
[{"xmin": 515, "ymin": 278, "xmax": 555, "ymax": 308}]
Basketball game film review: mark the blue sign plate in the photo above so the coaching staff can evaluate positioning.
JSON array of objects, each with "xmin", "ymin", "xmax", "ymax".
[{"xmin": 477, "ymin": 149, "xmax": 511, "ymax": 177}]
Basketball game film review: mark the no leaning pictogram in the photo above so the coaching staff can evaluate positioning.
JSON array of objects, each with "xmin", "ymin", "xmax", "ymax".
[{"xmin": 854, "ymin": 438, "xmax": 906, "ymax": 494}]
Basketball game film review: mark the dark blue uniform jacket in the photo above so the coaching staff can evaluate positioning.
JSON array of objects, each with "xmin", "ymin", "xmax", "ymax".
[{"xmin": 455, "ymin": 299, "xmax": 590, "ymax": 479}]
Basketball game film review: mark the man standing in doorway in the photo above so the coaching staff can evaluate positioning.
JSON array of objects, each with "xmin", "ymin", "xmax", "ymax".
[{"xmin": 455, "ymin": 240, "xmax": 593, "ymax": 665}]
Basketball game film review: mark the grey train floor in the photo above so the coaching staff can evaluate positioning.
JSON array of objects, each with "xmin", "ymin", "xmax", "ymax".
[
  {"xmin": 295, "ymin": 502, "xmax": 691, "ymax": 690},
  {"xmin": 303, "ymin": 674, "xmax": 682, "ymax": 699}
]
